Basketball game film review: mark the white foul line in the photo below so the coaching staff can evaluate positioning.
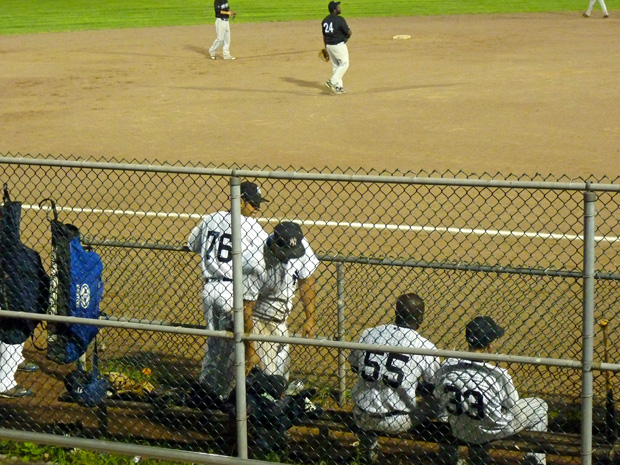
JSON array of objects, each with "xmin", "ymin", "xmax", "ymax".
[{"xmin": 23, "ymin": 204, "xmax": 620, "ymax": 244}]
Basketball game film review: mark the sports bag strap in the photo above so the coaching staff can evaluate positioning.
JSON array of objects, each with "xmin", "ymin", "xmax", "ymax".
[
  {"xmin": 92, "ymin": 339, "xmax": 100, "ymax": 378},
  {"xmin": 38, "ymin": 198, "xmax": 59, "ymax": 222}
]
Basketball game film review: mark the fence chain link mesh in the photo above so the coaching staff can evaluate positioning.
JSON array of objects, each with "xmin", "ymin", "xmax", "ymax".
[{"xmin": 0, "ymin": 155, "xmax": 619, "ymax": 465}]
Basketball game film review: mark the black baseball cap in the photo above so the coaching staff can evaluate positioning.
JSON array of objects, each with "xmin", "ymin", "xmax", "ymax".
[
  {"xmin": 328, "ymin": 1, "xmax": 341, "ymax": 12},
  {"xmin": 269, "ymin": 221, "xmax": 306, "ymax": 259},
  {"xmin": 465, "ymin": 316, "xmax": 505, "ymax": 349},
  {"xmin": 240, "ymin": 181, "xmax": 268, "ymax": 208}
]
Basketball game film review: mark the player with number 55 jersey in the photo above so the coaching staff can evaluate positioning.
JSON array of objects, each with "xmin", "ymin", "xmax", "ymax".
[
  {"xmin": 349, "ymin": 293, "xmax": 440, "ymax": 457},
  {"xmin": 188, "ymin": 181, "xmax": 269, "ymax": 398}
]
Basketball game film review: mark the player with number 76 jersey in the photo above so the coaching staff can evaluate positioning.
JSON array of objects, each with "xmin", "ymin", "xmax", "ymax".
[{"xmin": 187, "ymin": 181, "xmax": 269, "ymax": 398}]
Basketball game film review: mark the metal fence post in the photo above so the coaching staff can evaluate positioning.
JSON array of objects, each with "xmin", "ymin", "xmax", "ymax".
[
  {"xmin": 337, "ymin": 263, "xmax": 346, "ymax": 407},
  {"xmin": 581, "ymin": 186, "xmax": 597, "ymax": 465},
  {"xmin": 231, "ymin": 175, "xmax": 248, "ymax": 459}
]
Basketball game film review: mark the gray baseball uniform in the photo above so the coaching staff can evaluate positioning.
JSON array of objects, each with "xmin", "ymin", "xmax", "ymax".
[
  {"xmin": 349, "ymin": 324, "xmax": 440, "ymax": 434},
  {"xmin": 188, "ymin": 210, "xmax": 267, "ymax": 397},
  {"xmin": 249, "ymin": 237, "xmax": 319, "ymax": 378},
  {"xmin": 433, "ymin": 358, "xmax": 548, "ymax": 465}
]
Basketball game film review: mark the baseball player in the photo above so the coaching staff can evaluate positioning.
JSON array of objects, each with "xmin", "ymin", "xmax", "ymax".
[
  {"xmin": 322, "ymin": 1, "xmax": 352, "ymax": 95},
  {"xmin": 0, "ymin": 343, "xmax": 32, "ymax": 398},
  {"xmin": 208, "ymin": 0, "xmax": 237, "ymax": 60},
  {"xmin": 583, "ymin": 0, "xmax": 609, "ymax": 17},
  {"xmin": 432, "ymin": 316, "xmax": 548, "ymax": 465},
  {"xmin": 348, "ymin": 294, "xmax": 440, "ymax": 462},
  {"xmin": 187, "ymin": 181, "xmax": 268, "ymax": 399},
  {"xmin": 246, "ymin": 221, "xmax": 319, "ymax": 379}
]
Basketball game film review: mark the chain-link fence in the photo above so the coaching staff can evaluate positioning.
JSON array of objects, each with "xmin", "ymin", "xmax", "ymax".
[{"xmin": 0, "ymin": 155, "xmax": 620, "ymax": 465}]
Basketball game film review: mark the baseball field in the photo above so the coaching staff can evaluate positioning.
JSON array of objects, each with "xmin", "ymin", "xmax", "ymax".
[
  {"xmin": 2, "ymin": 1, "xmax": 620, "ymax": 463},
  {"xmin": 2, "ymin": 0, "xmax": 620, "ymax": 179}
]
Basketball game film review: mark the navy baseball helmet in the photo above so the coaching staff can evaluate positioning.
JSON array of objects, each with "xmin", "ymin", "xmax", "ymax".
[
  {"xmin": 268, "ymin": 222, "xmax": 306, "ymax": 260},
  {"xmin": 328, "ymin": 1, "xmax": 341, "ymax": 12},
  {"xmin": 466, "ymin": 316, "xmax": 505, "ymax": 349},
  {"xmin": 240, "ymin": 181, "xmax": 268, "ymax": 208}
]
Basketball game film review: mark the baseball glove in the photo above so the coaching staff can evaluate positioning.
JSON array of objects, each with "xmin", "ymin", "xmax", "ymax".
[{"xmin": 318, "ymin": 48, "xmax": 329, "ymax": 62}]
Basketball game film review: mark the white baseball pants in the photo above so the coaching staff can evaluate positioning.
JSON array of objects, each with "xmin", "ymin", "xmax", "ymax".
[
  {"xmin": 441, "ymin": 397, "xmax": 548, "ymax": 465},
  {"xmin": 326, "ymin": 42, "xmax": 349, "ymax": 89},
  {"xmin": 353, "ymin": 395, "xmax": 441, "ymax": 434},
  {"xmin": 251, "ymin": 319, "xmax": 290, "ymax": 379},
  {"xmin": 0, "ymin": 342, "xmax": 24, "ymax": 392},
  {"xmin": 198, "ymin": 281, "xmax": 236, "ymax": 397},
  {"xmin": 209, "ymin": 18, "xmax": 232, "ymax": 58},
  {"xmin": 586, "ymin": 0, "xmax": 609, "ymax": 15}
]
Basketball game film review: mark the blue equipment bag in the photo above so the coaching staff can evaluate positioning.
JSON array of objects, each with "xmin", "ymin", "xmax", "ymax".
[
  {"xmin": 0, "ymin": 184, "xmax": 50, "ymax": 344},
  {"xmin": 44, "ymin": 199, "xmax": 104, "ymax": 364},
  {"xmin": 64, "ymin": 341, "xmax": 109, "ymax": 406}
]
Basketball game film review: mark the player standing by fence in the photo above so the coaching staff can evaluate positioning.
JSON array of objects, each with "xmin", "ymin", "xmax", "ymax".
[
  {"xmin": 247, "ymin": 221, "xmax": 319, "ymax": 379},
  {"xmin": 188, "ymin": 181, "xmax": 268, "ymax": 399}
]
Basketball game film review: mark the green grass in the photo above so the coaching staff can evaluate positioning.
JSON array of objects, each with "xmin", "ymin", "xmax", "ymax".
[
  {"xmin": 0, "ymin": 439, "xmax": 194, "ymax": 465},
  {"xmin": 1, "ymin": 0, "xmax": 587, "ymax": 35}
]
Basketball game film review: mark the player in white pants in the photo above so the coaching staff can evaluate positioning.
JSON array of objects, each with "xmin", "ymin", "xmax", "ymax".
[
  {"xmin": 348, "ymin": 294, "xmax": 441, "ymax": 462},
  {"xmin": 0, "ymin": 342, "xmax": 32, "ymax": 398},
  {"xmin": 583, "ymin": 0, "xmax": 609, "ymax": 17},
  {"xmin": 433, "ymin": 316, "xmax": 548, "ymax": 465},
  {"xmin": 322, "ymin": 1, "xmax": 352, "ymax": 94},
  {"xmin": 209, "ymin": 0, "xmax": 236, "ymax": 60},
  {"xmin": 247, "ymin": 222, "xmax": 319, "ymax": 379},
  {"xmin": 188, "ymin": 181, "xmax": 269, "ymax": 399}
]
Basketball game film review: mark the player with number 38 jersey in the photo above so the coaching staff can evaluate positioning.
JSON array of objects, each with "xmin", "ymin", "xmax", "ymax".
[
  {"xmin": 349, "ymin": 294, "xmax": 440, "ymax": 437},
  {"xmin": 433, "ymin": 357, "xmax": 518, "ymax": 442},
  {"xmin": 432, "ymin": 316, "xmax": 548, "ymax": 465}
]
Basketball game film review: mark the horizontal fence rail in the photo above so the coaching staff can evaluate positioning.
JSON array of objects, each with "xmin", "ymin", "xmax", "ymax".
[{"xmin": 0, "ymin": 155, "xmax": 619, "ymax": 465}]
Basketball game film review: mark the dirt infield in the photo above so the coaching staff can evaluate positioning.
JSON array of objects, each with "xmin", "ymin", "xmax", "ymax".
[{"xmin": 2, "ymin": 13, "xmax": 620, "ymax": 178}]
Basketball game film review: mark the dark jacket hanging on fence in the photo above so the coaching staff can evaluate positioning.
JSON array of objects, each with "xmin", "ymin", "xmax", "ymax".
[{"xmin": 0, "ymin": 185, "xmax": 50, "ymax": 345}]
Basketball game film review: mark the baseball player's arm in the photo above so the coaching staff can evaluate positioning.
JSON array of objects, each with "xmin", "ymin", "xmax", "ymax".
[
  {"xmin": 298, "ymin": 275, "xmax": 316, "ymax": 338},
  {"xmin": 243, "ymin": 300, "xmax": 259, "ymax": 373},
  {"xmin": 187, "ymin": 222, "xmax": 203, "ymax": 253}
]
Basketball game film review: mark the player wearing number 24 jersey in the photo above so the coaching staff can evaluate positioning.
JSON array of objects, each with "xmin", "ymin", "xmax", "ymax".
[
  {"xmin": 187, "ymin": 181, "xmax": 269, "ymax": 397},
  {"xmin": 432, "ymin": 316, "xmax": 548, "ymax": 465},
  {"xmin": 349, "ymin": 294, "xmax": 440, "ymax": 438}
]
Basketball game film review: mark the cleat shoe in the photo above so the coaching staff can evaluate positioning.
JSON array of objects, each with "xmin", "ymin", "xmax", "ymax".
[
  {"xmin": 210, "ymin": 55, "xmax": 216, "ymax": 60},
  {"xmin": 17, "ymin": 361, "xmax": 39, "ymax": 372},
  {"xmin": 285, "ymin": 379, "xmax": 305, "ymax": 396},
  {"xmin": 224, "ymin": 56, "xmax": 236, "ymax": 60},
  {"xmin": 0, "ymin": 385, "xmax": 33, "ymax": 398},
  {"xmin": 335, "ymin": 87, "xmax": 346, "ymax": 94},
  {"xmin": 583, "ymin": 12, "xmax": 590, "ymax": 17},
  {"xmin": 324, "ymin": 81, "xmax": 338, "ymax": 94},
  {"xmin": 604, "ymin": 14, "xmax": 609, "ymax": 17}
]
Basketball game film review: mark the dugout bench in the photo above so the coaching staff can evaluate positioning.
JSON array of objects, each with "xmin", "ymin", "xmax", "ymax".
[
  {"xmin": 56, "ymin": 390, "xmax": 620, "ymax": 465},
  {"xmin": 301, "ymin": 409, "xmax": 620, "ymax": 464}
]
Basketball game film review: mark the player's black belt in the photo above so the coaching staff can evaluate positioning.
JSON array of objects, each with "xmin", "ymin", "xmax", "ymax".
[
  {"xmin": 217, "ymin": 17, "xmax": 229, "ymax": 21},
  {"xmin": 355, "ymin": 407, "xmax": 409, "ymax": 419},
  {"xmin": 204, "ymin": 277, "xmax": 233, "ymax": 283}
]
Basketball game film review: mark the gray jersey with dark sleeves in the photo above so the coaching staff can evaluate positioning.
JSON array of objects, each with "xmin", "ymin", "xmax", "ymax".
[
  {"xmin": 349, "ymin": 325, "xmax": 440, "ymax": 415},
  {"xmin": 431, "ymin": 358, "xmax": 519, "ymax": 443}
]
